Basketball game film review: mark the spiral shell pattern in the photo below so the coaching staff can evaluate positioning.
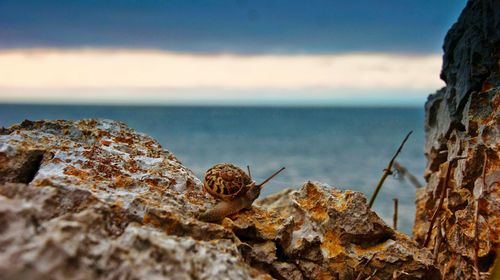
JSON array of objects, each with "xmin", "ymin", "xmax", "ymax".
[{"xmin": 203, "ymin": 163, "xmax": 252, "ymax": 201}]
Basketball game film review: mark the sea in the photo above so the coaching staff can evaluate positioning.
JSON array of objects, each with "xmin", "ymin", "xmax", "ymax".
[{"xmin": 0, "ymin": 104, "xmax": 426, "ymax": 234}]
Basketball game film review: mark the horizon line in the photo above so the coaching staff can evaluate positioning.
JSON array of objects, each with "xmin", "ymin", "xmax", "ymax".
[{"xmin": 0, "ymin": 100, "xmax": 425, "ymax": 109}]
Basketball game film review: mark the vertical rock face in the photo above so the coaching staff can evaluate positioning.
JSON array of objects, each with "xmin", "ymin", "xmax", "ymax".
[
  {"xmin": 414, "ymin": 0, "xmax": 500, "ymax": 278},
  {"xmin": 0, "ymin": 119, "xmax": 439, "ymax": 279}
]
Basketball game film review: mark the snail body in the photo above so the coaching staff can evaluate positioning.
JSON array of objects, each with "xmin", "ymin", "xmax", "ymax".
[{"xmin": 199, "ymin": 163, "xmax": 285, "ymax": 222}]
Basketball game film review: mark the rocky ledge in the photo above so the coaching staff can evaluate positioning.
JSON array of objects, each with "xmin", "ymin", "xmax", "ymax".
[
  {"xmin": 0, "ymin": 119, "xmax": 439, "ymax": 279},
  {"xmin": 413, "ymin": 0, "xmax": 499, "ymax": 279}
]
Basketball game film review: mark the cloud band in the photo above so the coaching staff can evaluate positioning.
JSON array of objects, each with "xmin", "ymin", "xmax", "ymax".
[{"xmin": 0, "ymin": 49, "xmax": 443, "ymax": 90}]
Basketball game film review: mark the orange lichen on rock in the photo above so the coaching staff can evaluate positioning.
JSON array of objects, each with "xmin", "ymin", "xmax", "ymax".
[
  {"xmin": 112, "ymin": 175, "xmax": 135, "ymax": 188},
  {"xmin": 142, "ymin": 213, "xmax": 155, "ymax": 225},
  {"xmin": 226, "ymin": 207, "xmax": 284, "ymax": 239},
  {"xmin": 329, "ymin": 189, "xmax": 352, "ymax": 212},
  {"xmin": 63, "ymin": 166, "xmax": 89, "ymax": 180},
  {"xmin": 294, "ymin": 182, "xmax": 328, "ymax": 221},
  {"xmin": 95, "ymin": 129, "xmax": 110, "ymax": 138},
  {"xmin": 113, "ymin": 136, "xmax": 134, "ymax": 145},
  {"xmin": 51, "ymin": 157, "xmax": 63, "ymax": 165},
  {"xmin": 321, "ymin": 229, "xmax": 344, "ymax": 258},
  {"xmin": 100, "ymin": 140, "xmax": 112, "ymax": 146},
  {"xmin": 184, "ymin": 190, "xmax": 211, "ymax": 206},
  {"xmin": 353, "ymin": 238, "xmax": 392, "ymax": 255},
  {"xmin": 143, "ymin": 178, "xmax": 159, "ymax": 187}
]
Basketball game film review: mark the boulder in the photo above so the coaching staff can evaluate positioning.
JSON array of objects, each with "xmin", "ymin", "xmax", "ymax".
[{"xmin": 0, "ymin": 119, "xmax": 439, "ymax": 279}]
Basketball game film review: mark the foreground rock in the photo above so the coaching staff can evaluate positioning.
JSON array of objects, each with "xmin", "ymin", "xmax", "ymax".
[
  {"xmin": 414, "ymin": 0, "xmax": 499, "ymax": 279},
  {"xmin": 0, "ymin": 119, "xmax": 254, "ymax": 279},
  {"xmin": 0, "ymin": 119, "xmax": 438, "ymax": 279}
]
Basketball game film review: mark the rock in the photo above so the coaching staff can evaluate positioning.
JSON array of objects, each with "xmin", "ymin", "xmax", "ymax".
[
  {"xmin": 0, "ymin": 119, "xmax": 259, "ymax": 279},
  {"xmin": 414, "ymin": 0, "xmax": 500, "ymax": 278},
  {"xmin": 0, "ymin": 184, "xmax": 252, "ymax": 280},
  {"xmin": 255, "ymin": 182, "xmax": 440, "ymax": 280},
  {"xmin": 0, "ymin": 119, "xmax": 438, "ymax": 279}
]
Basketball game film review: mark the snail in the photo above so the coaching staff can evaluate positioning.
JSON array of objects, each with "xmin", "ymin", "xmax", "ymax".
[{"xmin": 198, "ymin": 163, "xmax": 285, "ymax": 222}]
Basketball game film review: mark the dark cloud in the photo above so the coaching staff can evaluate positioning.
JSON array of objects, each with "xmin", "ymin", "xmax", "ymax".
[{"xmin": 0, "ymin": 0, "xmax": 466, "ymax": 53}]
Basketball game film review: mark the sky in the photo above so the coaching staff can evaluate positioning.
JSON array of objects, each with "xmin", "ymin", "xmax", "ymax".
[{"xmin": 0, "ymin": 0, "xmax": 467, "ymax": 106}]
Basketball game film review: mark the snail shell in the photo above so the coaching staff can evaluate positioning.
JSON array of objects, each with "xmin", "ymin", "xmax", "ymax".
[
  {"xmin": 203, "ymin": 163, "xmax": 252, "ymax": 201},
  {"xmin": 199, "ymin": 163, "xmax": 285, "ymax": 222}
]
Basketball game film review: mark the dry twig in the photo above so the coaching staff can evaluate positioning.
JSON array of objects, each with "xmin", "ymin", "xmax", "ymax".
[
  {"xmin": 423, "ymin": 155, "xmax": 467, "ymax": 247},
  {"xmin": 393, "ymin": 198, "xmax": 398, "ymax": 230},
  {"xmin": 368, "ymin": 131, "xmax": 413, "ymax": 208},
  {"xmin": 354, "ymin": 254, "xmax": 376, "ymax": 280},
  {"xmin": 365, "ymin": 269, "xmax": 378, "ymax": 280},
  {"xmin": 393, "ymin": 271, "xmax": 411, "ymax": 279},
  {"xmin": 473, "ymin": 151, "xmax": 488, "ymax": 280},
  {"xmin": 393, "ymin": 160, "xmax": 423, "ymax": 188},
  {"xmin": 433, "ymin": 219, "xmax": 443, "ymax": 265}
]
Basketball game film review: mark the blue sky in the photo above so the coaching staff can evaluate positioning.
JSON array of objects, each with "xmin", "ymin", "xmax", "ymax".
[
  {"xmin": 0, "ymin": 0, "xmax": 466, "ymax": 53},
  {"xmin": 0, "ymin": 0, "xmax": 467, "ymax": 105}
]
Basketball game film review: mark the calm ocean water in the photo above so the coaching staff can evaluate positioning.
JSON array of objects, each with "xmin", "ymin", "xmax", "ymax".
[{"xmin": 0, "ymin": 104, "xmax": 426, "ymax": 234}]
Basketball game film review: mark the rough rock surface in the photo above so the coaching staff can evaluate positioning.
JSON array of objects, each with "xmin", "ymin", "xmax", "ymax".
[
  {"xmin": 253, "ymin": 183, "xmax": 439, "ymax": 279},
  {"xmin": 0, "ymin": 119, "xmax": 254, "ymax": 280},
  {"xmin": 414, "ymin": 0, "xmax": 500, "ymax": 279},
  {"xmin": 0, "ymin": 119, "xmax": 438, "ymax": 279}
]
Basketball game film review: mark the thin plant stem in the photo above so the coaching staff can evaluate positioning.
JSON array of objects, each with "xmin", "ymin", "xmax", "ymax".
[
  {"xmin": 473, "ymin": 151, "xmax": 487, "ymax": 280},
  {"xmin": 433, "ymin": 219, "xmax": 443, "ymax": 265},
  {"xmin": 368, "ymin": 131, "xmax": 413, "ymax": 208},
  {"xmin": 393, "ymin": 198, "xmax": 398, "ymax": 230},
  {"xmin": 354, "ymin": 254, "xmax": 377, "ymax": 280},
  {"xmin": 423, "ymin": 156, "xmax": 467, "ymax": 247},
  {"xmin": 394, "ymin": 160, "xmax": 423, "ymax": 188}
]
